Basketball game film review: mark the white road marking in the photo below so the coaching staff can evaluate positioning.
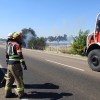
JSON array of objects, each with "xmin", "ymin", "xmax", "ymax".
[
  {"xmin": 0, "ymin": 64, "xmax": 29, "ymax": 100},
  {"xmin": 45, "ymin": 59, "xmax": 85, "ymax": 71}
]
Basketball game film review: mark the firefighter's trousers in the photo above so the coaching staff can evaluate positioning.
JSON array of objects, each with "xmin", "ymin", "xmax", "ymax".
[{"xmin": 5, "ymin": 64, "xmax": 24, "ymax": 97}]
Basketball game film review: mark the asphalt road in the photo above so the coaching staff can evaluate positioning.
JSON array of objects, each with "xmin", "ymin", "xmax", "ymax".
[{"xmin": 0, "ymin": 45, "xmax": 100, "ymax": 100}]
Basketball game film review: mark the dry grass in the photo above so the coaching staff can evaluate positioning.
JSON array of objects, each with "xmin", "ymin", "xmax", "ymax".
[{"xmin": 45, "ymin": 46, "xmax": 71, "ymax": 54}]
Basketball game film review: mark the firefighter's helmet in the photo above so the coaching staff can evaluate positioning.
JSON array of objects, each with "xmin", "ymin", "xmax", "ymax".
[
  {"xmin": 8, "ymin": 33, "xmax": 13, "ymax": 39},
  {"xmin": 12, "ymin": 32, "xmax": 22, "ymax": 39}
]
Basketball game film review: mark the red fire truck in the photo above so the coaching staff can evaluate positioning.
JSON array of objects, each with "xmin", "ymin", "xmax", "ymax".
[{"xmin": 85, "ymin": 14, "xmax": 100, "ymax": 72}]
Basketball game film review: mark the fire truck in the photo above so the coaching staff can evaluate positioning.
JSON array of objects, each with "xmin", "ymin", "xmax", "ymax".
[{"xmin": 85, "ymin": 14, "xmax": 100, "ymax": 72}]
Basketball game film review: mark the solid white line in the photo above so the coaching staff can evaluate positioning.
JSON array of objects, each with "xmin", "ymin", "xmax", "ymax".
[
  {"xmin": 0, "ymin": 64, "xmax": 28, "ymax": 100},
  {"xmin": 45, "ymin": 59, "xmax": 85, "ymax": 71}
]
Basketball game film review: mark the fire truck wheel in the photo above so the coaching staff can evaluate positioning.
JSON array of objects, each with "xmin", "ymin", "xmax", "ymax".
[{"xmin": 88, "ymin": 49, "xmax": 100, "ymax": 72}]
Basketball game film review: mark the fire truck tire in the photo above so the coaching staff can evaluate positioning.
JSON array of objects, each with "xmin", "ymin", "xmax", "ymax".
[{"xmin": 88, "ymin": 49, "xmax": 100, "ymax": 72}]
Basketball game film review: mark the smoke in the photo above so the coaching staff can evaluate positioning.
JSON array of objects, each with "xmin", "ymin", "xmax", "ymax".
[
  {"xmin": 24, "ymin": 32, "xmax": 34, "ymax": 48},
  {"xmin": 51, "ymin": 16, "xmax": 86, "ymax": 37}
]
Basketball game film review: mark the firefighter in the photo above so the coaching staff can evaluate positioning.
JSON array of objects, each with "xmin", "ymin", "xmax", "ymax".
[
  {"xmin": 1, "ymin": 33, "xmax": 13, "ymax": 85},
  {"xmin": 6, "ymin": 32, "xmax": 14, "ymax": 64},
  {"xmin": 5, "ymin": 32, "xmax": 27, "ymax": 99}
]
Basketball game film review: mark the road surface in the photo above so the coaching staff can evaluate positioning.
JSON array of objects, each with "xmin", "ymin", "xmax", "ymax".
[{"xmin": 0, "ymin": 45, "xmax": 100, "ymax": 100}]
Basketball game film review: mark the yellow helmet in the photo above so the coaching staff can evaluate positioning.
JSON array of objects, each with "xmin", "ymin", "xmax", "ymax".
[{"xmin": 12, "ymin": 32, "xmax": 22, "ymax": 39}]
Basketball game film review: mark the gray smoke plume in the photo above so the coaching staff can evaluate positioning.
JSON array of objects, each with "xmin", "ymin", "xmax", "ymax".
[{"xmin": 24, "ymin": 32, "xmax": 34, "ymax": 48}]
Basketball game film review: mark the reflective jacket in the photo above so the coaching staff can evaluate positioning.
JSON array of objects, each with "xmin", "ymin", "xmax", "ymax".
[{"xmin": 6, "ymin": 41, "xmax": 26, "ymax": 66}]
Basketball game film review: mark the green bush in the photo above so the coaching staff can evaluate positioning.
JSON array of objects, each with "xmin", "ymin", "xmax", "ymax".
[
  {"xmin": 28, "ymin": 37, "xmax": 46, "ymax": 50},
  {"xmin": 70, "ymin": 30, "xmax": 89, "ymax": 56}
]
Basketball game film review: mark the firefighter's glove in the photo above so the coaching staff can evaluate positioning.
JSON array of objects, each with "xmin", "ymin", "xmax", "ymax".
[{"xmin": 24, "ymin": 65, "xmax": 27, "ymax": 70}]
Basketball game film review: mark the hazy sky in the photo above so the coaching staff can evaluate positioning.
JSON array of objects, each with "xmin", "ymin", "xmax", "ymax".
[{"xmin": 0, "ymin": 0, "xmax": 100, "ymax": 38}]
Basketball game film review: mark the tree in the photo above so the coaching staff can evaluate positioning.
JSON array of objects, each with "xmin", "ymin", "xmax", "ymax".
[
  {"xmin": 46, "ymin": 34, "xmax": 68, "ymax": 42},
  {"xmin": 28, "ymin": 37, "xmax": 46, "ymax": 50},
  {"xmin": 21, "ymin": 28, "xmax": 36, "ymax": 47},
  {"xmin": 64, "ymin": 34, "xmax": 67, "ymax": 41},
  {"xmin": 38, "ymin": 37, "xmax": 46, "ymax": 50},
  {"xmin": 48, "ymin": 36, "xmax": 55, "ymax": 41},
  {"xmin": 70, "ymin": 30, "xmax": 89, "ymax": 56},
  {"xmin": 21, "ymin": 27, "xmax": 36, "ymax": 38}
]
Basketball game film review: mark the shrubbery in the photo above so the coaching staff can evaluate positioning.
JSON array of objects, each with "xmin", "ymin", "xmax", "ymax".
[
  {"xmin": 70, "ymin": 30, "xmax": 89, "ymax": 56},
  {"xmin": 28, "ymin": 37, "xmax": 46, "ymax": 50}
]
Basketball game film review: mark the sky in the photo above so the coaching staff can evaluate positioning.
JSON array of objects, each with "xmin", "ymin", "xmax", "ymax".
[{"xmin": 0, "ymin": 0, "xmax": 100, "ymax": 39}]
